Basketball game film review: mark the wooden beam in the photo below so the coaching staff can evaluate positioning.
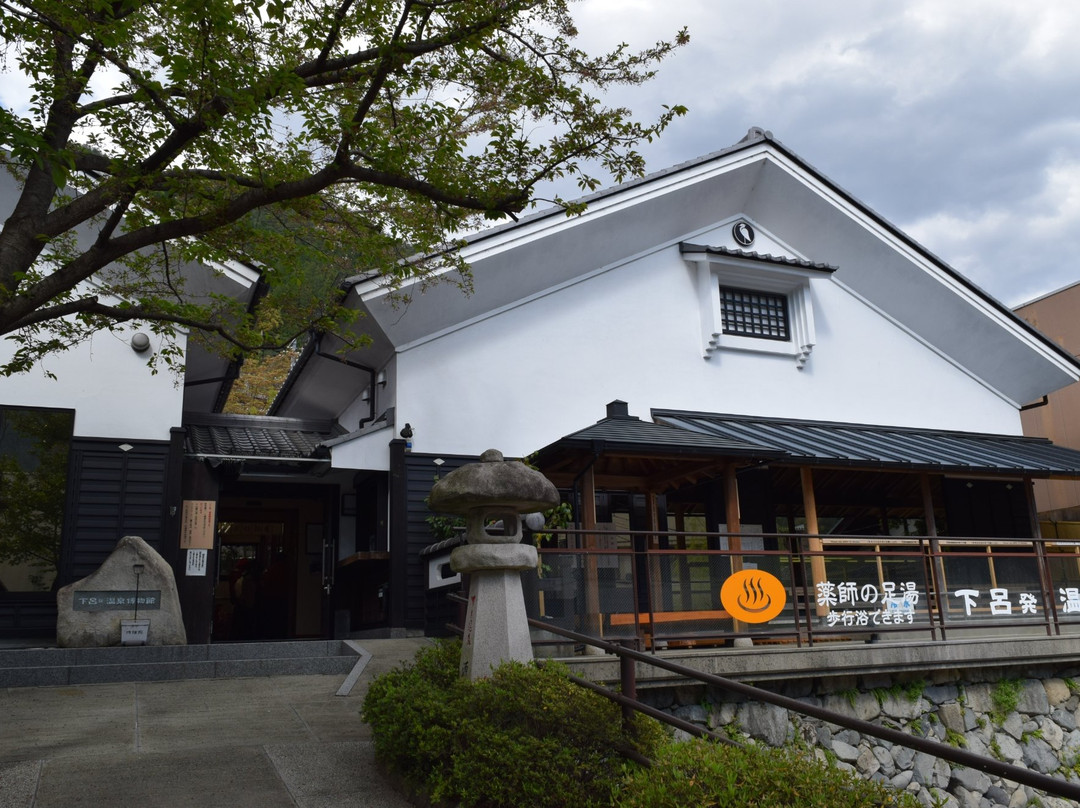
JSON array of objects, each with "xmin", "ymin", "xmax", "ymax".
[{"xmin": 800, "ymin": 466, "xmax": 829, "ymax": 618}]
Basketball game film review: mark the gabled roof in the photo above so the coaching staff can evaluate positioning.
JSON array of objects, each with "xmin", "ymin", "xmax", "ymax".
[
  {"xmin": 273, "ymin": 128, "xmax": 1080, "ymax": 420},
  {"xmin": 652, "ymin": 409, "xmax": 1080, "ymax": 477}
]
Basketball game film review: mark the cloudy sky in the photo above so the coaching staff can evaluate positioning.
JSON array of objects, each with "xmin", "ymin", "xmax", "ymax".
[
  {"xmin": 565, "ymin": 0, "xmax": 1080, "ymax": 308},
  {"xmin": 2, "ymin": 1, "xmax": 1077, "ymax": 308}
]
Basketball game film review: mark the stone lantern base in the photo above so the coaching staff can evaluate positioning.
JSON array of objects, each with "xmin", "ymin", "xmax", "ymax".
[{"xmin": 452, "ymin": 543, "xmax": 537, "ymax": 680}]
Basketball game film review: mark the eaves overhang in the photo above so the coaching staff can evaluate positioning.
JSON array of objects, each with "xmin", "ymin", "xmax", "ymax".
[{"xmin": 653, "ymin": 409, "xmax": 1080, "ymax": 478}]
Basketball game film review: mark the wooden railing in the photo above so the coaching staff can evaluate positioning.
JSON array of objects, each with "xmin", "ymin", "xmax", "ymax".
[{"xmin": 530, "ymin": 530, "xmax": 1080, "ymax": 649}]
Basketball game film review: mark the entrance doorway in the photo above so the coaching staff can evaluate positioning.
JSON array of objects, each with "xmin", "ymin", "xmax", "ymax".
[{"xmin": 212, "ymin": 490, "xmax": 334, "ymax": 641}]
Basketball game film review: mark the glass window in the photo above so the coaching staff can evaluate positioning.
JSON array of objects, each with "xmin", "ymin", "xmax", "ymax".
[
  {"xmin": 719, "ymin": 286, "xmax": 790, "ymax": 341},
  {"xmin": 0, "ymin": 407, "xmax": 74, "ymax": 592}
]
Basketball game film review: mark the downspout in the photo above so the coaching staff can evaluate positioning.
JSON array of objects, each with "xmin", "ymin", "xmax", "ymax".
[{"xmin": 312, "ymin": 335, "xmax": 378, "ymax": 429}]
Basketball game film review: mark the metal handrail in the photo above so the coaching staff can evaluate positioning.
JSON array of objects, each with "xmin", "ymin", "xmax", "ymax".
[
  {"xmin": 527, "ymin": 616, "xmax": 1080, "ymax": 802},
  {"xmin": 534, "ymin": 530, "xmax": 1079, "ymax": 647}
]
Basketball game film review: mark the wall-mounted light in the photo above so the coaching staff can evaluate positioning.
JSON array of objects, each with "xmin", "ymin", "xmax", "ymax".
[
  {"xmin": 360, "ymin": 386, "xmax": 371, "ymax": 402},
  {"xmin": 376, "ymin": 369, "xmax": 387, "ymax": 387},
  {"xmin": 131, "ymin": 332, "xmax": 151, "ymax": 353}
]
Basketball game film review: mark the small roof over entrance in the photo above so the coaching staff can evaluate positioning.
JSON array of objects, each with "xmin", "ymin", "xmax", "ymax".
[{"xmin": 183, "ymin": 413, "xmax": 342, "ymax": 476}]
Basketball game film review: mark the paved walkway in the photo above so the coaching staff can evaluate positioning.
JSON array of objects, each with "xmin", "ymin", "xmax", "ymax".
[{"xmin": 0, "ymin": 638, "xmax": 431, "ymax": 808}]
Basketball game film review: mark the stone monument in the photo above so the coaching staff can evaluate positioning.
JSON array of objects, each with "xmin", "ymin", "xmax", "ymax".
[
  {"xmin": 57, "ymin": 535, "xmax": 187, "ymax": 647},
  {"xmin": 429, "ymin": 449, "xmax": 559, "ymax": 679}
]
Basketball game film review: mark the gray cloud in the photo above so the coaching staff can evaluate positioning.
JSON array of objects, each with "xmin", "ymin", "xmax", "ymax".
[{"xmin": 569, "ymin": 0, "xmax": 1080, "ymax": 306}]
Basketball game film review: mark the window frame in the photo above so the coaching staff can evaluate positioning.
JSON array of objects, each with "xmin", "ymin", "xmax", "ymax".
[{"xmin": 685, "ymin": 244, "xmax": 833, "ymax": 369}]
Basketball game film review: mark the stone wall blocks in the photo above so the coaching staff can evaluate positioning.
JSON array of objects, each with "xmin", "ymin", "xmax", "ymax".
[
  {"xmin": 823, "ymin": 691, "xmax": 880, "ymax": 721},
  {"xmin": 924, "ymin": 683, "xmax": 959, "ymax": 703},
  {"xmin": 737, "ymin": 702, "xmax": 790, "ymax": 747},
  {"xmin": 964, "ymin": 683, "xmax": 994, "ymax": 714},
  {"xmin": 1017, "ymin": 679, "xmax": 1051, "ymax": 715},
  {"xmin": 881, "ymin": 692, "xmax": 925, "ymax": 720},
  {"xmin": 892, "ymin": 743, "xmax": 916, "ymax": 771},
  {"xmin": 835, "ymin": 728, "xmax": 861, "ymax": 747},
  {"xmin": 856, "ymin": 747, "xmax": 880, "ymax": 775},
  {"xmin": 1002, "ymin": 712, "xmax": 1024, "ymax": 740},
  {"xmin": 673, "ymin": 704, "xmax": 707, "ymax": 725},
  {"xmin": 983, "ymin": 784, "xmax": 1010, "ymax": 807},
  {"xmin": 831, "ymin": 739, "xmax": 860, "ymax": 763},
  {"xmin": 952, "ymin": 785, "xmax": 984, "ymax": 808},
  {"xmin": 1053, "ymin": 706, "xmax": 1078, "ymax": 731},
  {"xmin": 931, "ymin": 756, "xmax": 951, "ymax": 788},
  {"xmin": 1021, "ymin": 736, "xmax": 1058, "ymax": 774},
  {"xmin": 912, "ymin": 751, "xmax": 937, "ymax": 784},
  {"xmin": 993, "ymin": 732, "xmax": 1022, "ymax": 762},
  {"xmin": 1044, "ymin": 678, "xmax": 1072, "ymax": 706},
  {"xmin": 871, "ymin": 744, "xmax": 893, "ymax": 772},
  {"xmin": 1064, "ymin": 727, "xmax": 1080, "ymax": 749},
  {"xmin": 1038, "ymin": 715, "xmax": 1065, "ymax": 750},
  {"xmin": 889, "ymin": 769, "xmax": 914, "ymax": 790},
  {"xmin": 939, "ymin": 701, "xmax": 966, "ymax": 733},
  {"xmin": 963, "ymin": 734, "xmax": 989, "ymax": 759}
]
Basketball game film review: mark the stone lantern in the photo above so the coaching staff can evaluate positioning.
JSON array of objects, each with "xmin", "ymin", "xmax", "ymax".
[{"xmin": 429, "ymin": 448, "xmax": 560, "ymax": 679}]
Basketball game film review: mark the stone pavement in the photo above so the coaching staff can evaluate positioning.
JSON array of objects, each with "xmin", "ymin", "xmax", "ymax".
[{"xmin": 0, "ymin": 637, "xmax": 431, "ymax": 808}]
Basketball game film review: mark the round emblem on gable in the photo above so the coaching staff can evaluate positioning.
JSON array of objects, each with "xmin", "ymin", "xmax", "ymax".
[{"xmin": 732, "ymin": 221, "xmax": 755, "ymax": 246}]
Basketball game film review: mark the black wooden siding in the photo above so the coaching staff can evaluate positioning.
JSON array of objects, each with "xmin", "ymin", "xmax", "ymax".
[
  {"xmin": 2, "ymin": 439, "xmax": 175, "ymax": 637},
  {"xmin": 403, "ymin": 451, "xmax": 474, "ymax": 631},
  {"xmin": 61, "ymin": 439, "xmax": 174, "ymax": 583}
]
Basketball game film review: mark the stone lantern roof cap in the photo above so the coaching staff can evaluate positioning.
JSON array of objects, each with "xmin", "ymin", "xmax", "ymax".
[{"xmin": 428, "ymin": 449, "xmax": 560, "ymax": 514}]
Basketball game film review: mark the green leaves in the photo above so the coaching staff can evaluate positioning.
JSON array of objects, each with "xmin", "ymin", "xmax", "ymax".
[{"xmin": 1, "ymin": 0, "xmax": 688, "ymax": 373}]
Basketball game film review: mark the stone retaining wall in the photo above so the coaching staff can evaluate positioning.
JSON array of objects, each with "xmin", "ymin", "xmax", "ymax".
[{"xmin": 641, "ymin": 665, "xmax": 1080, "ymax": 808}]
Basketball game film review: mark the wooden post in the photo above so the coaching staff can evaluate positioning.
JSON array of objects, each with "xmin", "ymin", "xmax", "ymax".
[
  {"xmin": 581, "ymin": 464, "xmax": 602, "ymax": 639},
  {"xmin": 800, "ymin": 466, "xmax": 829, "ymax": 617},
  {"xmin": 674, "ymin": 505, "xmax": 691, "ymax": 610},
  {"xmin": 645, "ymin": 489, "xmax": 660, "ymax": 602},
  {"xmin": 724, "ymin": 465, "xmax": 743, "ymax": 567},
  {"xmin": 724, "ymin": 464, "xmax": 746, "ymax": 634},
  {"xmin": 921, "ymin": 473, "xmax": 947, "ymax": 625},
  {"xmin": 1025, "ymin": 476, "xmax": 1058, "ymax": 634}
]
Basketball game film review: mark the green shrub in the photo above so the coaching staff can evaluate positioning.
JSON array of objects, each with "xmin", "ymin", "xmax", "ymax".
[
  {"xmin": 364, "ymin": 640, "xmax": 919, "ymax": 808},
  {"xmin": 612, "ymin": 737, "xmax": 921, "ymax": 808},
  {"xmin": 362, "ymin": 639, "xmax": 666, "ymax": 808}
]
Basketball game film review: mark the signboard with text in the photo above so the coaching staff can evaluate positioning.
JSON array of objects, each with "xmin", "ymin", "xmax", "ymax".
[{"xmin": 180, "ymin": 500, "xmax": 216, "ymax": 549}]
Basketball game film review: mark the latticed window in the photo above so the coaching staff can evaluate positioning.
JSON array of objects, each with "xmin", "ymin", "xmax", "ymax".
[{"xmin": 718, "ymin": 286, "xmax": 790, "ymax": 341}]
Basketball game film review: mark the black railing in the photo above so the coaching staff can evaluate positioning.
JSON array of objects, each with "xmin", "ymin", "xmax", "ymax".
[{"xmin": 527, "ymin": 615, "xmax": 1080, "ymax": 803}]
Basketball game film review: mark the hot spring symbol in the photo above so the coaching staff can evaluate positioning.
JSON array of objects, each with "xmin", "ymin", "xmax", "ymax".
[{"xmin": 720, "ymin": 569, "xmax": 787, "ymax": 624}]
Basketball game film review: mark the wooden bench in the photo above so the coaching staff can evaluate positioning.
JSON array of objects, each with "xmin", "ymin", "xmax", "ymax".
[{"xmin": 608, "ymin": 610, "xmax": 732, "ymax": 649}]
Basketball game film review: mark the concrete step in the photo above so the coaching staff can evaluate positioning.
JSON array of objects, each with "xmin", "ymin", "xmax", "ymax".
[{"xmin": 0, "ymin": 640, "xmax": 363, "ymax": 688}]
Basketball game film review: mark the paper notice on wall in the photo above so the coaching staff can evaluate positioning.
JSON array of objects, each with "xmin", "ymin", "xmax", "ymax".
[
  {"xmin": 180, "ymin": 500, "xmax": 216, "ymax": 549},
  {"xmin": 186, "ymin": 549, "xmax": 208, "ymax": 577}
]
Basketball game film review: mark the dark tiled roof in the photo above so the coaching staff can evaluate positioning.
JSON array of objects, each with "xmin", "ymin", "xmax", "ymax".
[
  {"xmin": 653, "ymin": 410, "xmax": 1080, "ymax": 476},
  {"xmin": 183, "ymin": 413, "xmax": 338, "ymax": 459},
  {"xmin": 679, "ymin": 243, "xmax": 838, "ymax": 273},
  {"xmin": 552, "ymin": 413, "xmax": 779, "ymax": 458}
]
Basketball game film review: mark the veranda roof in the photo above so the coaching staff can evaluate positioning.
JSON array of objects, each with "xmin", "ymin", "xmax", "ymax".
[{"xmin": 652, "ymin": 410, "xmax": 1080, "ymax": 477}]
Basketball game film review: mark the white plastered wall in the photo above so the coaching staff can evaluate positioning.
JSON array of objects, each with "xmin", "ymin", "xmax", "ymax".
[
  {"xmin": 383, "ymin": 244, "xmax": 1021, "ymax": 459},
  {"xmin": 0, "ymin": 326, "xmax": 185, "ymax": 441}
]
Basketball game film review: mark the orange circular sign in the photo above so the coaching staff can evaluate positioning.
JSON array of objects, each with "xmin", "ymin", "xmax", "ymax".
[{"xmin": 720, "ymin": 569, "xmax": 787, "ymax": 624}]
